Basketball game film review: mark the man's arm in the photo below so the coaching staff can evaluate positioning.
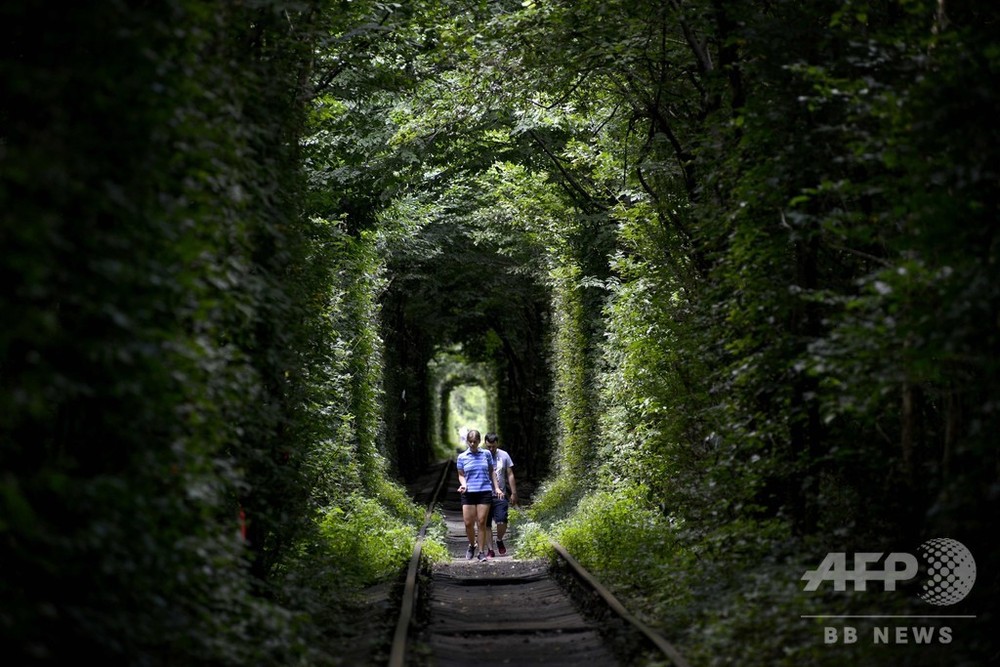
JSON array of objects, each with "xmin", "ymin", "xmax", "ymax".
[{"xmin": 506, "ymin": 465, "xmax": 517, "ymax": 505}]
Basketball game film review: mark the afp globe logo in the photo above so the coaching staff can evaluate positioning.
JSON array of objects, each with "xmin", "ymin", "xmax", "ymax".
[{"xmin": 918, "ymin": 538, "xmax": 976, "ymax": 605}]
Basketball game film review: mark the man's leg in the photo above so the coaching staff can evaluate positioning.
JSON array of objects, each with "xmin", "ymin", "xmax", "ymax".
[{"xmin": 493, "ymin": 499, "xmax": 509, "ymax": 555}]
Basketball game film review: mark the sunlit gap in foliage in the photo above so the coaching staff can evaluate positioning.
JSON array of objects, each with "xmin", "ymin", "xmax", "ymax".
[
  {"xmin": 428, "ymin": 346, "xmax": 497, "ymax": 460},
  {"xmin": 448, "ymin": 384, "xmax": 487, "ymax": 450}
]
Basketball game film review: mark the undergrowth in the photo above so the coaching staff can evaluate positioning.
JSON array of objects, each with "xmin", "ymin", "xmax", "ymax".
[{"xmin": 517, "ymin": 482, "xmax": 967, "ymax": 666}]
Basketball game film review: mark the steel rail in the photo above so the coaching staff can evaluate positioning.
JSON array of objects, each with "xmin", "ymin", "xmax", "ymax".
[
  {"xmin": 387, "ymin": 460, "xmax": 451, "ymax": 667},
  {"xmin": 551, "ymin": 541, "xmax": 692, "ymax": 667}
]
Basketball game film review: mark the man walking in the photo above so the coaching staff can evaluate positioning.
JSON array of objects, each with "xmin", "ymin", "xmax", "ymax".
[{"xmin": 484, "ymin": 432, "xmax": 516, "ymax": 556}]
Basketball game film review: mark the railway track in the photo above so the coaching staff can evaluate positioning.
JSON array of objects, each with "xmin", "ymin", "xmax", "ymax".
[{"xmin": 390, "ymin": 459, "xmax": 690, "ymax": 667}]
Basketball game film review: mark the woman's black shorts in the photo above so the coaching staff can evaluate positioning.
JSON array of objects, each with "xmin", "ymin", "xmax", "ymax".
[{"xmin": 460, "ymin": 490, "xmax": 493, "ymax": 506}]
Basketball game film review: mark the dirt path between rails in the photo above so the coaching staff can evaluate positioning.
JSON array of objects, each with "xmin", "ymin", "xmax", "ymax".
[{"xmin": 407, "ymin": 460, "xmax": 623, "ymax": 667}]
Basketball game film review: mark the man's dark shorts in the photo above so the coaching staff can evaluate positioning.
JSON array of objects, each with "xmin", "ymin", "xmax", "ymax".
[
  {"xmin": 488, "ymin": 496, "xmax": 509, "ymax": 526},
  {"xmin": 461, "ymin": 490, "xmax": 492, "ymax": 506}
]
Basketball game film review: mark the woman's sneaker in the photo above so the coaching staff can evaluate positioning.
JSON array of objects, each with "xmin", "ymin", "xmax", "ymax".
[
  {"xmin": 497, "ymin": 540, "xmax": 506, "ymax": 556},
  {"xmin": 477, "ymin": 550, "xmax": 488, "ymax": 562},
  {"xmin": 466, "ymin": 545, "xmax": 475, "ymax": 560},
  {"xmin": 487, "ymin": 549, "xmax": 496, "ymax": 559}
]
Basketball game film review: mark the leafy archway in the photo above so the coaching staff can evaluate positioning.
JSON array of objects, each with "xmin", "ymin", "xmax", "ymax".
[{"xmin": 379, "ymin": 216, "xmax": 553, "ymax": 480}]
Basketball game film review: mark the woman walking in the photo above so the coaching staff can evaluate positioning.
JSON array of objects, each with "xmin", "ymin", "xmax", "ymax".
[{"xmin": 456, "ymin": 429, "xmax": 503, "ymax": 561}]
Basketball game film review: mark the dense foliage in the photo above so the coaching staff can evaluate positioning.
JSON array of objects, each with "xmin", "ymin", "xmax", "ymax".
[
  {"xmin": 1, "ymin": 2, "xmax": 430, "ymax": 664},
  {"xmin": 482, "ymin": 2, "xmax": 997, "ymax": 665},
  {"xmin": 2, "ymin": 1, "xmax": 997, "ymax": 666}
]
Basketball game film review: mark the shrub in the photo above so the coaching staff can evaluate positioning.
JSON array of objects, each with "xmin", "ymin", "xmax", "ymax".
[{"xmin": 316, "ymin": 495, "xmax": 415, "ymax": 587}]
